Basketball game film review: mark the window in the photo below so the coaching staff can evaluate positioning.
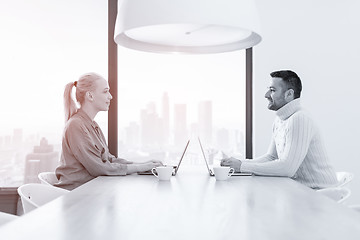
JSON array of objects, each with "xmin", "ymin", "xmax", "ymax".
[
  {"xmin": 0, "ymin": 0, "xmax": 107, "ymax": 186},
  {"xmin": 117, "ymin": 48, "xmax": 246, "ymax": 166}
]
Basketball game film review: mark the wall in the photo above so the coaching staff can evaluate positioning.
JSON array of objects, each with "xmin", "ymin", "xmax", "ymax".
[{"xmin": 253, "ymin": 0, "xmax": 360, "ymax": 204}]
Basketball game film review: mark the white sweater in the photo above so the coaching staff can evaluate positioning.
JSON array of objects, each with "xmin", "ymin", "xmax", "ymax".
[{"xmin": 241, "ymin": 99, "xmax": 338, "ymax": 189}]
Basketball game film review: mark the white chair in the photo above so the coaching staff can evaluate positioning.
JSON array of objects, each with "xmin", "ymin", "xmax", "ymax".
[
  {"xmin": 317, "ymin": 187, "xmax": 351, "ymax": 204},
  {"xmin": 17, "ymin": 183, "xmax": 69, "ymax": 214},
  {"xmin": 38, "ymin": 172, "xmax": 59, "ymax": 185},
  {"xmin": 0, "ymin": 211, "xmax": 18, "ymax": 226},
  {"xmin": 336, "ymin": 171, "xmax": 354, "ymax": 187}
]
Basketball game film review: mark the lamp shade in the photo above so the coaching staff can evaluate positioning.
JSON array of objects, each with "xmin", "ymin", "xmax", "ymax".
[{"xmin": 114, "ymin": 0, "xmax": 262, "ymax": 54}]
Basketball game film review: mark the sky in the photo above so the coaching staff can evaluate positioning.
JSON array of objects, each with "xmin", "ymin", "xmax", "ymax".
[
  {"xmin": 0, "ymin": 0, "xmax": 246, "ymax": 140},
  {"xmin": 117, "ymin": 47, "xmax": 246, "ymax": 129}
]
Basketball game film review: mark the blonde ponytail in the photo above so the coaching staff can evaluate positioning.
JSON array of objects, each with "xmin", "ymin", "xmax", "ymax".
[{"xmin": 64, "ymin": 82, "xmax": 77, "ymax": 122}]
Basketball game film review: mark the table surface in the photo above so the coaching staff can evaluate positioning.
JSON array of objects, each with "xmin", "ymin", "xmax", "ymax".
[{"xmin": 1, "ymin": 167, "xmax": 360, "ymax": 239}]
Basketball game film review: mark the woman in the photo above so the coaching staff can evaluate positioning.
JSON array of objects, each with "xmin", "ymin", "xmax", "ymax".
[{"xmin": 55, "ymin": 72, "xmax": 162, "ymax": 190}]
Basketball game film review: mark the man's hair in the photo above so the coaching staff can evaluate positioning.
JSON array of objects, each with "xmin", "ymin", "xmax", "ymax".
[{"xmin": 270, "ymin": 70, "xmax": 302, "ymax": 99}]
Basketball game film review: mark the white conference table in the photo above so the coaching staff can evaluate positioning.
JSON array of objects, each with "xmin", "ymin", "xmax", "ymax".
[{"xmin": 1, "ymin": 167, "xmax": 360, "ymax": 239}]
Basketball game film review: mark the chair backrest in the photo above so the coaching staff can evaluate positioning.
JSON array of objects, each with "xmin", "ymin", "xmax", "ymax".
[
  {"xmin": 38, "ymin": 172, "xmax": 59, "ymax": 185},
  {"xmin": 17, "ymin": 183, "xmax": 69, "ymax": 214},
  {"xmin": 336, "ymin": 171, "xmax": 354, "ymax": 187},
  {"xmin": 0, "ymin": 211, "xmax": 18, "ymax": 226},
  {"xmin": 317, "ymin": 187, "xmax": 351, "ymax": 204}
]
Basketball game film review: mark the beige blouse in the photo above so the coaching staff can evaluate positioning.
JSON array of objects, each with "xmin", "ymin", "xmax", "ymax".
[{"xmin": 55, "ymin": 109, "xmax": 128, "ymax": 190}]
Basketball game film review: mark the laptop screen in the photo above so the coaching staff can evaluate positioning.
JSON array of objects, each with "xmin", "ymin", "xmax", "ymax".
[
  {"xmin": 174, "ymin": 139, "xmax": 190, "ymax": 174},
  {"xmin": 198, "ymin": 137, "xmax": 212, "ymax": 174}
]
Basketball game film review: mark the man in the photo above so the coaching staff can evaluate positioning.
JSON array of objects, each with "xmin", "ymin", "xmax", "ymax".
[{"xmin": 221, "ymin": 70, "xmax": 338, "ymax": 189}]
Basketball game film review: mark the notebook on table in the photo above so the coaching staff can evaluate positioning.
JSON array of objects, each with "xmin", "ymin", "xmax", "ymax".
[
  {"xmin": 198, "ymin": 137, "xmax": 253, "ymax": 176},
  {"xmin": 138, "ymin": 139, "xmax": 190, "ymax": 176}
]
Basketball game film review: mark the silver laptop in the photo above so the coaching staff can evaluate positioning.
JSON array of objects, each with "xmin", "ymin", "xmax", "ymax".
[
  {"xmin": 198, "ymin": 137, "xmax": 252, "ymax": 176},
  {"xmin": 138, "ymin": 139, "xmax": 190, "ymax": 176}
]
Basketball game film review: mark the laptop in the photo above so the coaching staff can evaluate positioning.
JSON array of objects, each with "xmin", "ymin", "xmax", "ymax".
[
  {"xmin": 138, "ymin": 139, "xmax": 190, "ymax": 176},
  {"xmin": 198, "ymin": 137, "xmax": 252, "ymax": 176}
]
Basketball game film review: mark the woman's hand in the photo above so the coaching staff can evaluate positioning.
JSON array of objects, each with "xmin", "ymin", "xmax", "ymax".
[
  {"xmin": 142, "ymin": 159, "xmax": 163, "ymax": 165},
  {"xmin": 137, "ymin": 161, "xmax": 163, "ymax": 172},
  {"xmin": 125, "ymin": 160, "xmax": 163, "ymax": 174}
]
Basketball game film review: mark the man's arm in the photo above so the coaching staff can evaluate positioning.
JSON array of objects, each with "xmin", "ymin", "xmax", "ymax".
[
  {"xmin": 243, "ymin": 139, "xmax": 278, "ymax": 163},
  {"xmin": 221, "ymin": 138, "xmax": 278, "ymax": 171},
  {"xmin": 220, "ymin": 140, "xmax": 277, "ymax": 172}
]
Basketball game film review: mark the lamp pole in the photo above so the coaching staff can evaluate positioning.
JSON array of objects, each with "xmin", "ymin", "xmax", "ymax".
[{"xmin": 246, "ymin": 48, "xmax": 253, "ymax": 159}]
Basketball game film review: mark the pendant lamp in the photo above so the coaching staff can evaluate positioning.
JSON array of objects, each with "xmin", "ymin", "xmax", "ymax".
[{"xmin": 114, "ymin": 0, "xmax": 262, "ymax": 54}]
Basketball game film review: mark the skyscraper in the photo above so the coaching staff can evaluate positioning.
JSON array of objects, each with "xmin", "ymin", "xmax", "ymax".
[
  {"xmin": 125, "ymin": 121, "xmax": 140, "ymax": 149},
  {"xmin": 140, "ymin": 102, "xmax": 161, "ymax": 147},
  {"xmin": 12, "ymin": 128, "xmax": 23, "ymax": 147},
  {"xmin": 198, "ymin": 101, "xmax": 212, "ymax": 145},
  {"xmin": 162, "ymin": 92, "xmax": 170, "ymax": 145},
  {"xmin": 216, "ymin": 128, "xmax": 230, "ymax": 151},
  {"xmin": 174, "ymin": 104, "xmax": 187, "ymax": 147}
]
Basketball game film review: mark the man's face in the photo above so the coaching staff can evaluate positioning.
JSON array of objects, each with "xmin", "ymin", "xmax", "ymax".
[{"xmin": 264, "ymin": 77, "xmax": 288, "ymax": 111}]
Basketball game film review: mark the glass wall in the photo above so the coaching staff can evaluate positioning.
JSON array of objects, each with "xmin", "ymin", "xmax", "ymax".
[
  {"xmin": 0, "ymin": 0, "xmax": 107, "ymax": 186},
  {"xmin": 117, "ymin": 48, "xmax": 246, "ymax": 166}
]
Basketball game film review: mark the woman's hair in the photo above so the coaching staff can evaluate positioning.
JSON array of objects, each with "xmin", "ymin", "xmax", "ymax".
[{"xmin": 64, "ymin": 72, "xmax": 105, "ymax": 122}]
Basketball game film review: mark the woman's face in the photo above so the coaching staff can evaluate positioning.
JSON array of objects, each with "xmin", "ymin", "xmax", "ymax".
[{"xmin": 91, "ymin": 78, "xmax": 113, "ymax": 112}]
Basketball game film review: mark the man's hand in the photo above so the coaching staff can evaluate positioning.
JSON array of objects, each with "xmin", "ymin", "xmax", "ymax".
[{"xmin": 220, "ymin": 157, "xmax": 242, "ymax": 172}]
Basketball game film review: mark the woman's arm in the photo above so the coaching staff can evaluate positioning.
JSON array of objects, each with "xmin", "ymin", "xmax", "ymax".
[
  {"xmin": 65, "ymin": 120, "xmax": 128, "ymax": 176},
  {"xmin": 126, "ymin": 162, "xmax": 163, "ymax": 174}
]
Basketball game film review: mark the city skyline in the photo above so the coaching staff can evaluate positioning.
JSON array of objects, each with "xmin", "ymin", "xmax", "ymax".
[{"xmin": 118, "ymin": 92, "xmax": 245, "ymax": 156}]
